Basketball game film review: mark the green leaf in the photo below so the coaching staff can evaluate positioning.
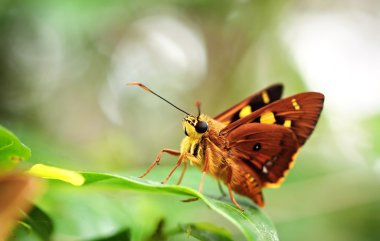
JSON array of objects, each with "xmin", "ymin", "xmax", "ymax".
[
  {"xmin": 27, "ymin": 164, "xmax": 85, "ymax": 186},
  {"xmin": 10, "ymin": 206, "xmax": 54, "ymax": 241},
  {"xmin": 87, "ymin": 229, "xmax": 131, "ymax": 241},
  {"xmin": 0, "ymin": 125, "xmax": 31, "ymax": 171},
  {"xmin": 178, "ymin": 222, "xmax": 233, "ymax": 241},
  {"xmin": 81, "ymin": 172, "xmax": 279, "ymax": 241},
  {"xmin": 23, "ymin": 206, "xmax": 54, "ymax": 241}
]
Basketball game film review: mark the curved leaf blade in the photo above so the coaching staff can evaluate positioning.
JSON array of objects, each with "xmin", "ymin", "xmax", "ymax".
[
  {"xmin": 178, "ymin": 222, "xmax": 233, "ymax": 241},
  {"xmin": 81, "ymin": 172, "xmax": 279, "ymax": 241}
]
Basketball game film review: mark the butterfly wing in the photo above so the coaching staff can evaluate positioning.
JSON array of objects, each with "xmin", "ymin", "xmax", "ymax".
[
  {"xmin": 227, "ymin": 123, "xmax": 299, "ymax": 188},
  {"xmin": 221, "ymin": 92, "xmax": 324, "ymax": 146},
  {"xmin": 222, "ymin": 92, "xmax": 324, "ymax": 188},
  {"xmin": 214, "ymin": 84, "xmax": 283, "ymax": 124}
]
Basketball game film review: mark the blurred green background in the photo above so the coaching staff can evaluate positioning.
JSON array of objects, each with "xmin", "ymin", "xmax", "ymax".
[{"xmin": 1, "ymin": 0, "xmax": 380, "ymax": 240}]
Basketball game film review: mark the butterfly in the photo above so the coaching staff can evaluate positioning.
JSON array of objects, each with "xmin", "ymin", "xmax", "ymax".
[{"xmin": 129, "ymin": 82, "xmax": 324, "ymax": 210}]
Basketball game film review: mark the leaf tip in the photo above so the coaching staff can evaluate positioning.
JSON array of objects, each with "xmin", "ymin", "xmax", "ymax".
[{"xmin": 27, "ymin": 164, "xmax": 85, "ymax": 186}]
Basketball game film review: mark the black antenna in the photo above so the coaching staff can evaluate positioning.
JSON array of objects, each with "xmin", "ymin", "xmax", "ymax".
[{"xmin": 128, "ymin": 82, "xmax": 191, "ymax": 116}]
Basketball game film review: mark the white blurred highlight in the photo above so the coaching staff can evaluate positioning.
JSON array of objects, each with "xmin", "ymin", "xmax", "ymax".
[
  {"xmin": 101, "ymin": 14, "xmax": 207, "ymax": 125},
  {"xmin": 282, "ymin": 10, "xmax": 380, "ymax": 164},
  {"xmin": 10, "ymin": 22, "xmax": 64, "ymax": 108},
  {"xmin": 283, "ymin": 11, "xmax": 380, "ymax": 117}
]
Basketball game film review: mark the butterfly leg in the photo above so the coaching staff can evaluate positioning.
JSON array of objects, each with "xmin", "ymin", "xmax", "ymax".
[
  {"xmin": 180, "ymin": 152, "xmax": 205, "ymax": 203},
  {"xmin": 139, "ymin": 149, "xmax": 180, "ymax": 178},
  {"xmin": 217, "ymin": 181, "xmax": 227, "ymax": 199},
  {"xmin": 198, "ymin": 147, "xmax": 210, "ymax": 193},
  {"xmin": 227, "ymin": 166, "xmax": 244, "ymax": 211},
  {"xmin": 181, "ymin": 149, "xmax": 210, "ymax": 203},
  {"xmin": 161, "ymin": 154, "xmax": 185, "ymax": 184},
  {"xmin": 176, "ymin": 161, "xmax": 187, "ymax": 185}
]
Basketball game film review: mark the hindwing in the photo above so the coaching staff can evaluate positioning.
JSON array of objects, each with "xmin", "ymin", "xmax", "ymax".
[{"xmin": 226, "ymin": 123, "xmax": 299, "ymax": 187}]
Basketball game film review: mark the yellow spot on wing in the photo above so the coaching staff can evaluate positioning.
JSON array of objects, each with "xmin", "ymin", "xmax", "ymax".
[
  {"xmin": 222, "ymin": 121, "xmax": 230, "ymax": 125},
  {"xmin": 260, "ymin": 111, "xmax": 276, "ymax": 124},
  {"xmin": 239, "ymin": 105, "xmax": 252, "ymax": 118},
  {"xmin": 262, "ymin": 91, "xmax": 270, "ymax": 104},
  {"xmin": 292, "ymin": 98, "xmax": 300, "ymax": 110},
  {"xmin": 264, "ymin": 182, "xmax": 282, "ymax": 188},
  {"xmin": 284, "ymin": 119, "xmax": 292, "ymax": 128},
  {"xmin": 27, "ymin": 164, "xmax": 85, "ymax": 186}
]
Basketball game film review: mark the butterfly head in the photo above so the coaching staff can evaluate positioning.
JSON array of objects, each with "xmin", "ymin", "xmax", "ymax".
[
  {"xmin": 127, "ymin": 82, "xmax": 209, "ymax": 138},
  {"xmin": 183, "ymin": 114, "xmax": 208, "ymax": 138}
]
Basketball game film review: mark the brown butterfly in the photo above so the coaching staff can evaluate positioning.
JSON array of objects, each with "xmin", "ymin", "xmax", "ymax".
[{"xmin": 129, "ymin": 82, "xmax": 324, "ymax": 210}]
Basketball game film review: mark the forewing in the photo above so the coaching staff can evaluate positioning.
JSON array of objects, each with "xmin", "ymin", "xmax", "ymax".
[
  {"xmin": 221, "ymin": 92, "xmax": 324, "ymax": 146},
  {"xmin": 214, "ymin": 84, "xmax": 283, "ymax": 124},
  {"xmin": 227, "ymin": 123, "xmax": 299, "ymax": 187}
]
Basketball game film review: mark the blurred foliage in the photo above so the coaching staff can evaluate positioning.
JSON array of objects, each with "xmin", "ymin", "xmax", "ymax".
[
  {"xmin": 12, "ymin": 206, "xmax": 54, "ymax": 241},
  {"xmin": 0, "ymin": 0, "xmax": 380, "ymax": 240},
  {"xmin": 88, "ymin": 229, "xmax": 131, "ymax": 241},
  {"xmin": 176, "ymin": 223, "xmax": 233, "ymax": 241},
  {"xmin": 0, "ymin": 125, "xmax": 31, "ymax": 171}
]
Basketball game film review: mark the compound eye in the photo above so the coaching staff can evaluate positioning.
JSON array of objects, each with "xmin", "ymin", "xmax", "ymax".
[{"xmin": 195, "ymin": 121, "xmax": 208, "ymax": 133}]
